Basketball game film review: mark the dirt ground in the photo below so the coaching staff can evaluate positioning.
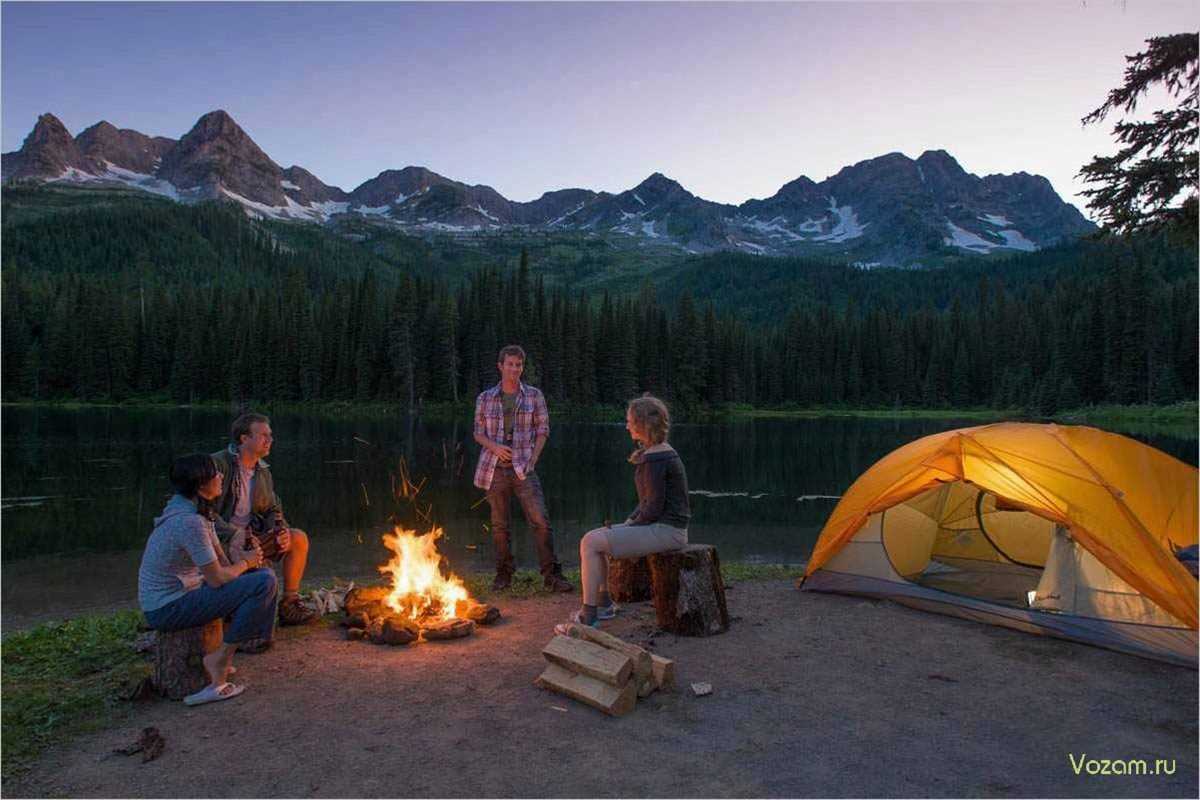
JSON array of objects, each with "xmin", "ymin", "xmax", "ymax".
[{"xmin": 5, "ymin": 579, "xmax": 1197, "ymax": 798}]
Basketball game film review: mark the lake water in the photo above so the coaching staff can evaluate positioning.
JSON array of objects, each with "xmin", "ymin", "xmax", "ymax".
[{"xmin": 2, "ymin": 406, "xmax": 1195, "ymax": 628}]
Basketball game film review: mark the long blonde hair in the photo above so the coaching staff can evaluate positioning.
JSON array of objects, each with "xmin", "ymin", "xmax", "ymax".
[{"xmin": 627, "ymin": 395, "xmax": 670, "ymax": 445}]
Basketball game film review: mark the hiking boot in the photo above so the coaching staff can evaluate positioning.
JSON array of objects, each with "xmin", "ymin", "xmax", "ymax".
[
  {"xmin": 491, "ymin": 572, "xmax": 512, "ymax": 592},
  {"xmin": 278, "ymin": 596, "xmax": 318, "ymax": 626},
  {"xmin": 544, "ymin": 574, "xmax": 574, "ymax": 593},
  {"xmin": 237, "ymin": 637, "xmax": 273, "ymax": 654}
]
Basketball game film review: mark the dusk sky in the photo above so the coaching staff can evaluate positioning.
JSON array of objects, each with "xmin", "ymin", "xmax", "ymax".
[{"xmin": 2, "ymin": 2, "xmax": 1195, "ymax": 215}]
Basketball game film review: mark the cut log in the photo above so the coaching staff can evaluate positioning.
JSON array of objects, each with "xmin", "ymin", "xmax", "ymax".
[
  {"xmin": 421, "ymin": 618, "xmax": 475, "ymax": 640},
  {"xmin": 152, "ymin": 619, "xmax": 223, "ymax": 700},
  {"xmin": 542, "ymin": 635, "xmax": 633, "ymax": 687},
  {"xmin": 647, "ymin": 544, "xmax": 730, "ymax": 636},
  {"xmin": 606, "ymin": 555, "xmax": 652, "ymax": 603},
  {"xmin": 534, "ymin": 663, "xmax": 637, "ymax": 717},
  {"xmin": 650, "ymin": 654, "xmax": 676, "ymax": 691},
  {"xmin": 562, "ymin": 624, "xmax": 654, "ymax": 696}
]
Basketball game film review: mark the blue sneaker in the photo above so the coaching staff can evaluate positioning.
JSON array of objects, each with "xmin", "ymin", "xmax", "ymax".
[{"xmin": 596, "ymin": 602, "xmax": 619, "ymax": 620}]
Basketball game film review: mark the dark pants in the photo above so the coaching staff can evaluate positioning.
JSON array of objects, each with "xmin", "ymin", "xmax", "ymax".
[
  {"xmin": 486, "ymin": 466, "xmax": 561, "ymax": 578},
  {"xmin": 144, "ymin": 569, "xmax": 278, "ymax": 644}
]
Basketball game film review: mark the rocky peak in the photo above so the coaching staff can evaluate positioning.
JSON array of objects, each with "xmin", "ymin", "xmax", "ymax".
[
  {"xmin": 282, "ymin": 165, "xmax": 348, "ymax": 203},
  {"xmin": 156, "ymin": 109, "xmax": 284, "ymax": 205},
  {"xmin": 76, "ymin": 120, "xmax": 176, "ymax": 175},
  {"xmin": 1, "ymin": 112, "xmax": 90, "ymax": 180}
]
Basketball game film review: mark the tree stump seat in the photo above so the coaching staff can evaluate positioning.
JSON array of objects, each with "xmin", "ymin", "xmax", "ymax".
[
  {"xmin": 606, "ymin": 555, "xmax": 653, "ymax": 602},
  {"xmin": 611, "ymin": 545, "xmax": 730, "ymax": 636},
  {"xmin": 151, "ymin": 619, "xmax": 223, "ymax": 700}
]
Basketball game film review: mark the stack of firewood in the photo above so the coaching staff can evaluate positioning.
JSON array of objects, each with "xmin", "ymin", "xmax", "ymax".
[{"xmin": 535, "ymin": 624, "xmax": 675, "ymax": 716}]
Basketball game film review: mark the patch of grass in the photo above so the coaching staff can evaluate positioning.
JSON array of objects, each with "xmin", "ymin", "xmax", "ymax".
[
  {"xmin": 720, "ymin": 563, "xmax": 807, "ymax": 582},
  {"xmin": 1, "ymin": 610, "xmax": 150, "ymax": 778},
  {"xmin": 1055, "ymin": 402, "xmax": 1198, "ymax": 439}
]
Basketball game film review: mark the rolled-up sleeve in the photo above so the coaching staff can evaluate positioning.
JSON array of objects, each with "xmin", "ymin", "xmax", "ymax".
[
  {"xmin": 473, "ymin": 394, "xmax": 487, "ymax": 438},
  {"xmin": 533, "ymin": 391, "xmax": 550, "ymax": 439}
]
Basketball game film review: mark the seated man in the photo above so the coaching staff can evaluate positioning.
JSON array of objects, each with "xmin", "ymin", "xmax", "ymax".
[{"xmin": 207, "ymin": 412, "xmax": 316, "ymax": 629}]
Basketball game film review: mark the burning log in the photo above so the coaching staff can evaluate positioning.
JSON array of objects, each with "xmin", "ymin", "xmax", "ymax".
[
  {"xmin": 535, "ymin": 625, "xmax": 676, "ymax": 716},
  {"xmin": 421, "ymin": 618, "xmax": 475, "ymax": 640},
  {"xmin": 343, "ymin": 586, "xmax": 390, "ymax": 619},
  {"xmin": 455, "ymin": 599, "xmax": 502, "ymax": 626},
  {"xmin": 382, "ymin": 617, "xmax": 420, "ymax": 645}
]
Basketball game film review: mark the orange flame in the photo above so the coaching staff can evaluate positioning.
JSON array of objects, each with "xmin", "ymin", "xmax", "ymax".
[{"xmin": 378, "ymin": 526, "xmax": 469, "ymax": 622}]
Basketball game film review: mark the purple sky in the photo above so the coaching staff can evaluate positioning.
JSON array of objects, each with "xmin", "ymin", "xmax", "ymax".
[{"xmin": 2, "ymin": 2, "xmax": 1195, "ymax": 214}]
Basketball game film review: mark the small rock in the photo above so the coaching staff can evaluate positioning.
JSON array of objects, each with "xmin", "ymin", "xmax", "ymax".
[
  {"xmin": 690, "ymin": 682, "xmax": 713, "ymax": 697},
  {"xmin": 346, "ymin": 627, "xmax": 367, "ymax": 641}
]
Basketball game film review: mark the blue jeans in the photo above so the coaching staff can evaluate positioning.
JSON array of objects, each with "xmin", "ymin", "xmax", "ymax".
[
  {"xmin": 144, "ymin": 569, "xmax": 278, "ymax": 644},
  {"xmin": 486, "ymin": 466, "xmax": 561, "ymax": 577}
]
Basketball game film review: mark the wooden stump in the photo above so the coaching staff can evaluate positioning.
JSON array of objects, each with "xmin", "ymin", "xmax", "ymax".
[
  {"xmin": 648, "ymin": 545, "xmax": 730, "ymax": 636},
  {"xmin": 606, "ymin": 555, "xmax": 652, "ymax": 603},
  {"xmin": 152, "ymin": 619, "xmax": 223, "ymax": 700}
]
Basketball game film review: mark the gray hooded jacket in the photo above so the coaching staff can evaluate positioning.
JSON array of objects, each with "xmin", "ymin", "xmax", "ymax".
[{"xmin": 137, "ymin": 494, "xmax": 223, "ymax": 613}]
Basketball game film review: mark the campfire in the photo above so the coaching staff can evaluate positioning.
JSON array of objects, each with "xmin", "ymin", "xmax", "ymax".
[{"xmin": 342, "ymin": 525, "xmax": 500, "ymax": 646}]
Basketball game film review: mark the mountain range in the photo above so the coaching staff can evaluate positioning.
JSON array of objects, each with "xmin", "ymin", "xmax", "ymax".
[{"xmin": 2, "ymin": 110, "xmax": 1096, "ymax": 266}]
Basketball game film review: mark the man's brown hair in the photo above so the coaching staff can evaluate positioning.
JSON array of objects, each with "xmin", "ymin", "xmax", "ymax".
[
  {"xmin": 231, "ymin": 412, "xmax": 271, "ymax": 445},
  {"xmin": 497, "ymin": 344, "xmax": 526, "ymax": 364}
]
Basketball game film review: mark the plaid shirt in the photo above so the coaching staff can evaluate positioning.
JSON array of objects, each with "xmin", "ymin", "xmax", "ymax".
[{"xmin": 473, "ymin": 381, "xmax": 550, "ymax": 489}]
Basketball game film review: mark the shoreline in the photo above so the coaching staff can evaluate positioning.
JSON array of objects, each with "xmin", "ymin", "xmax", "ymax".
[{"xmin": 3, "ymin": 399, "xmax": 1195, "ymax": 434}]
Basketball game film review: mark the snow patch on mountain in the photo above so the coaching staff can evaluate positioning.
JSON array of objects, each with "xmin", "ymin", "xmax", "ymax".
[
  {"xmin": 222, "ymin": 188, "xmax": 288, "ymax": 220},
  {"xmin": 979, "ymin": 213, "xmax": 1012, "ymax": 227},
  {"xmin": 641, "ymin": 219, "xmax": 661, "ymax": 238},
  {"xmin": 741, "ymin": 215, "xmax": 804, "ymax": 242},
  {"xmin": 355, "ymin": 204, "xmax": 391, "ymax": 217},
  {"xmin": 95, "ymin": 161, "xmax": 182, "ymax": 200},
  {"xmin": 997, "ymin": 229, "xmax": 1037, "ymax": 251},
  {"xmin": 633, "ymin": 193, "xmax": 645, "ymax": 206},
  {"xmin": 548, "ymin": 202, "xmax": 586, "ymax": 227},
  {"xmin": 813, "ymin": 201, "xmax": 867, "ymax": 243},
  {"xmin": 472, "ymin": 204, "xmax": 500, "ymax": 222},
  {"xmin": 280, "ymin": 180, "xmax": 301, "ymax": 191},
  {"xmin": 944, "ymin": 222, "xmax": 997, "ymax": 251}
]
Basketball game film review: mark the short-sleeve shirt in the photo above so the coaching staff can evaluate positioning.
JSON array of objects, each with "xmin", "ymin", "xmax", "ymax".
[{"xmin": 137, "ymin": 496, "xmax": 223, "ymax": 613}]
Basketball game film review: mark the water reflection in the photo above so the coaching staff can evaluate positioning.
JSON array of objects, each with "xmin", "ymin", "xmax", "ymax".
[{"xmin": 2, "ymin": 407, "xmax": 1195, "ymax": 627}]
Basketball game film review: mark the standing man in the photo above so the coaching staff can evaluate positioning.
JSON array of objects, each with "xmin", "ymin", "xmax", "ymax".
[
  {"xmin": 207, "ymin": 412, "xmax": 317, "ymax": 628},
  {"xmin": 473, "ymin": 345, "xmax": 573, "ymax": 592}
]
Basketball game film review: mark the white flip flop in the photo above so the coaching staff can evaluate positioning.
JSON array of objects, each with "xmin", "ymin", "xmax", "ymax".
[{"xmin": 183, "ymin": 682, "xmax": 245, "ymax": 706}]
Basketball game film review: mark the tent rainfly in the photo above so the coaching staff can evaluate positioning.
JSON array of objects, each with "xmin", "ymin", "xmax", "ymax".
[{"xmin": 801, "ymin": 423, "xmax": 1198, "ymax": 666}]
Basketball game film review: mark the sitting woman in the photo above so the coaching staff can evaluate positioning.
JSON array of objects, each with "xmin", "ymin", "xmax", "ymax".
[
  {"xmin": 558, "ymin": 395, "xmax": 691, "ymax": 631},
  {"xmin": 138, "ymin": 453, "xmax": 277, "ymax": 706}
]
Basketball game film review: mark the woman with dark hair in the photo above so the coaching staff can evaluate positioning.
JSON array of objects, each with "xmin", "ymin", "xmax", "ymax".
[
  {"xmin": 138, "ymin": 453, "xmax": 278, "ymax": 705},
  {"xmin": 556, "ymin": 395, "xmax": 691, "ymax": 631}
]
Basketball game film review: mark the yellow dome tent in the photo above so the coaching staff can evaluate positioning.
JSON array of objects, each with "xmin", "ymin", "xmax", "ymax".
[{"xmin": 802, "ymin": 423, "xmax": 1198, "ymax": 666}]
